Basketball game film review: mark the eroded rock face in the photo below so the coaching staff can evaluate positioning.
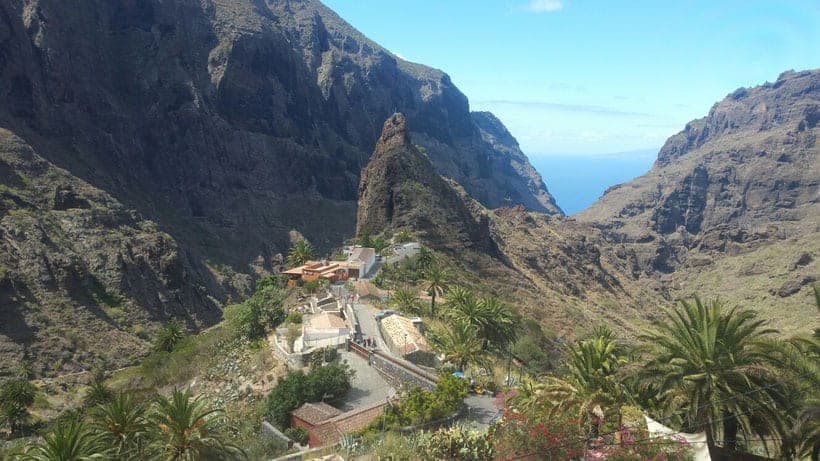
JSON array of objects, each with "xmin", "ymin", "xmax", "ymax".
[
  {"xmin": 580, "ymin": 69, "xmax": 820, "ymax": 255},
  {"xmin": 0, "ymin": 0, "xmax": 558, "ymax": 376},
  {"xmin": 576, "ymin": 70, "xmax": 820, "ymax": 329},
  {"xmin": 357, "ymin": 114, "xmax": 499, "ymax": 256}
]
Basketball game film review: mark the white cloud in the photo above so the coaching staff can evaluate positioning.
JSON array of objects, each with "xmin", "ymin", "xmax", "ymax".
[{"xmin": 523, "ymin": 0, "xmax": 564, "ymax": 13}]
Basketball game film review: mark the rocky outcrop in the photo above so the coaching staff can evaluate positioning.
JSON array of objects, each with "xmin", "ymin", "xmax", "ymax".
[
  {"xmin": 580, "ymin": 70, "xmax": 819, "ymax": 255},
  {"xmin": 0, "ymin": 129, "xmax": 232, "ymax": 377},
  {"xmin": 357, "ymin": 114, "xmax": 498, "ymax": 255},
  {"xmin": 357, "ymin": 115, "xmax": 668, "ymax": 337},
  {"xmin": 577, "ymin": 70, "xmax": 820, "ymax": 333}
]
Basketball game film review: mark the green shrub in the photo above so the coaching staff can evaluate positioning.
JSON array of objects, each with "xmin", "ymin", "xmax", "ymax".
[
  {"xmin": 265, "ymin": 362, "xmax": 354, "ymax": 429},
  {"xmin": 153, "ymin": 320, "xmax": 186, "ymax": 352},
  {"xmin": 369, "ymin": 374, "xmax": 468, "ymax": 430},
  {"xmin": 228, "ymin": 277, "xmax": 288, "ymax": 340},
  {"xmin": 0, "ymin": 379, "xmax": 37, "ymax": 434},
  {"xmin": 284, "ymin": 427, "xmax": 309, "ymax": 445},
  {"xmin": 427, "ymin": 425, "xmax": 494, "ymax": 461},
  {"xmin": 285, "ymin": 312, "xmax": 303, "ymax": 324}
]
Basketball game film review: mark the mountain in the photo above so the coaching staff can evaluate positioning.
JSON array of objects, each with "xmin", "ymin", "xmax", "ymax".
[
  {"xmin": 0, "ymin": 0, "xmax": 559, "ymax": 377},
  {"xmin": 357, "ymin": 113, "xmax": 667, "ymax": 337},
  {"xmin": 578, "ymin": 69, "xmax": 820, "ymax": 333},
  {"xmin": 356, "ymin": 113, "xmax": 498, "ymax": 256}
]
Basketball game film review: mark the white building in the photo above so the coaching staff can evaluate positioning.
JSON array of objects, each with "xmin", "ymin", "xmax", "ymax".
[
  {"xmin": 344, "ymin": 246, "xmax": 376, "ymax": 278},
  {"xmin": 296, "ymin": 312, "xmax": 350, "ymax": 352}
]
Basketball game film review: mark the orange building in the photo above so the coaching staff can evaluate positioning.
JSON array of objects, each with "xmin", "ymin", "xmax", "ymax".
[{"xmin": 282, "ymin": 261, "xmax": 357, "ymax": 287}]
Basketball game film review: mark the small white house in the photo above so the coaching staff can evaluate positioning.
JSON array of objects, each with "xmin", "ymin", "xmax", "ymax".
[
  {"xmin": 344, "ymin": 246, "xmax": 376, "ymax": 278},
  {"xmin": 297, "ymin": 312, "xmax": 350, "ymax": 352}
]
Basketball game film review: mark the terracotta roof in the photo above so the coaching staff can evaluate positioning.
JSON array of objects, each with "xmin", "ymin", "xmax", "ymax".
[
  {"xmin": 282, "ymin": 261, "xmax": 324, "ymax": 275},
  {"xmin": 292, "ymin": 402, "xmax": 342, "ymax": 426},
  {"xmin": 380, "ymin": 315, "xmax": 431, "ymax": 353}
]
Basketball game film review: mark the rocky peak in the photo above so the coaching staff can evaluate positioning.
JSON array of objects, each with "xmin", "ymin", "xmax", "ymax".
[
  {"xmin": 357, "ymin": 114, "xmax": 499, "ymax": 255},
  {"xmin": 375, "ymin": 113, "xmax": 412, "ymax": 152}
]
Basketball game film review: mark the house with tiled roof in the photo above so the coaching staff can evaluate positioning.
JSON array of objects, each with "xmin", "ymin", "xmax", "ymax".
[{"xmin": 291, "ymin": 401, "xmax": 386, "ymax": 447}]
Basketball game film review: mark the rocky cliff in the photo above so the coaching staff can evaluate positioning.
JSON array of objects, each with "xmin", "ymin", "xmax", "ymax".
[
  {"xmin": 578, "ymin": 69, "xmax": 819, "ymax": 332},
  {"xmin": 0, "ymin": 0, "xmax": 559, "ymax": 377},
  {"xmin": 358, "ymin": 114, "xmax": 666, "ymax": 337},
  {"xmin": 356, "ymin": 113, "xmax": 498, "ymax": 255}
]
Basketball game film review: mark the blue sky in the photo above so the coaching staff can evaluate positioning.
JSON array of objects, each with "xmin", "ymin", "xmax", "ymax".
[{"xmin": 322, "ymin": 0, "xmax": 820, "ymax": 156}]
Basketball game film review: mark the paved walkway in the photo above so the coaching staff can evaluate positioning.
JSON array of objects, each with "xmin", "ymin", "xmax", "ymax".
[
  {"xmin": 338, "ymin": 350, "xmax": 394, "ymax": 411},
  {"xmin": 463, "ymin": 394, "xmax": 500, "ymax": 429}
]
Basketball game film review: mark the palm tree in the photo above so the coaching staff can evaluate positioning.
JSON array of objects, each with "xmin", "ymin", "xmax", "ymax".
[
  {"xmin": 443, "ymin": 287, "xmax": 484, "ymax": 327},
  {"xmin": 416, "ymin": 247, "xmax": 435, "ymax": 271},
  {"xmin": 0, "ymin": 379, "xmax": 36, "ymax": 436},
  {"xmin": 770, "ymin": 285, "xmax": 820, "ymax": 460},
  {"xmin": 641, "ymin": 297, "xmax": 788, "ymax": 452},
  {"xmin": 83, "ymin": 378, "xmax": 114, "ymax": 407},
  {"xmin": 508, "ymin": 377, "xmax": 548, "ymax": 413},
  {"xmin": 148, "ymin": 388, "xmax": 245, "ymax": 460},
  {"xmin": 389, "ymin": 286, "xmax": 423, "ymax": 316},
  {"xmin": 286, "ymin": 239, "xmax": 314, "ymax": 268},
  {"xmin": 428, "ymin": 320, "xmax": 485, "ymax": 372},
  {"xmin": 479, "ymin": 297, "xmax": 518, "ymax": 350},
  {"xmin": 20, "ymin": 418, "xmax": 108, "ymax": 460},
  {"xmin": 421, "ymin": 265, "xmax": 452, "ymax": 317},
  {"xmin": 531, "ymin": 328, "xmax": 628, "ymax": 430},
  {"xmin": 443, "ymin": 289, "xmax": 517, "ymax": 350},
  {"xmin": 153, "ymin": 320, "xmax": 187, "ymax": 353},
  {"xmin": 93, "ymin": 393, "xmax": 148, "ymax": 460}
]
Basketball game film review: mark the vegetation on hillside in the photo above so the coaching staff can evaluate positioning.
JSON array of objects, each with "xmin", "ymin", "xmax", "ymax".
[{"xmin": 265, "ymin": 361, "xmax": 354, "ymax": 429}]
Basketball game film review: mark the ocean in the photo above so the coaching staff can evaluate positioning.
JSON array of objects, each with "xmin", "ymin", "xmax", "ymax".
[{"xmin": 530, "ymin": 150, "xmax": 657, "ymax": 215}]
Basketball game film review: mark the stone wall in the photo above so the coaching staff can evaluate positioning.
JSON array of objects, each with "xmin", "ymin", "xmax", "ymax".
[{"xmin": 369, "ymin": 351, "xmax": 436, "ymax": 391}]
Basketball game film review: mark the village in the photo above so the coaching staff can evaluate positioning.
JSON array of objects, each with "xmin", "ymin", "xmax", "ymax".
[{"xmin": 267, "ymin": 241, "xmax": 497, "ymax": 456}]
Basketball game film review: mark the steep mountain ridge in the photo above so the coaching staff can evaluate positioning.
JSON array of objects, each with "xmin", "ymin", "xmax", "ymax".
[
  {"xmin": 0, "ymin": 0, "xmax": 559, "ymax": 377},
  {"xmin": 578, "ymin": 69, "xmax": 819, "ymax": 332}
]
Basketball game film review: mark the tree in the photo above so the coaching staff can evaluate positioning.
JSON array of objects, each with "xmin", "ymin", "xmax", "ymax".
[
  {"xmin": 478, "ymin": 297, "xmax": 518, "ymax": 350},
  {"xmin": 304, "ymin": 362, "xmax": 354, "ymax": 404},
  {"xmin": 286, "ymin": 240, "xmax": 314, "ymax": 268},
  {"xmin": 372, "ymin": 236, "xmax": 389, "ymax": 256},
  {"xmin": 266, "ymin": 363, "xmax": 354, "ymax": 429},
  {"xmin": 92, "ymin": 393, "xmax": 148, "ymax": 460},
  {"xmin": 229, "ymin": 276, "xmax": 287, "ymax": 340},
  {"xmin": 0, "ymin": 379, "xmax": 37, "ymax": 435},
  {"xmin": 416, "ymin": 247, "xmax": 435, "ymax": 271},
  {"xmin": 539, "ymin": 328, "xmax": 629, "ymax": 429},
  {"xmin": 389, "ymin": 286, "xmax": 423, "ymax": 316},
  {"xmin": 84, "ymin": 378, "xmax": 114, "ymax": 407},
  {"xmin": 769, "ymin": 285, "xmax": 820, "ymax": 460},
  {"xmin": 443, "ymin": 287, "xmax": 483, "ymax": 326},
  {"xmin": 266, "ymin": 371, "xmax": 308, "ymax": 428},
  {"xmin": 20, "ymin": 418, "xmax": 108, "ymax": 460},
  {"xmin": 148, "ymin": 388, "xmax": 245, "ymax": 460},
  {"xmin": 153, "ymin": 320, "xmax": 187, "ymax": 353},
  {"xmin": 357, "ymin": 231, "xmax": 373, "ymax": 249},
  {"xmin": 507, "ymin": 327, "xmax": 628, "ymax": 435},
  {"xmin": 428, "ymin": 320, "xmax": 485, "ymax": 372},
  {"xmin": 421, "ymin": 265, "xmax": 452, "ymax": 318},
  {"xmin": 443, "ymin": 289, "xmax": 518, "ymax": 350},
  {"xmin": 641, "ymin": 297, "xmax": 788, "ymax": 452},
  {"xmin": 394, "ymin": 229, "xmax": 412, "ymax": 244}
]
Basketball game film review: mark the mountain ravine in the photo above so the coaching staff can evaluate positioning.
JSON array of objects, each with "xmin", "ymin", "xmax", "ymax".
[{"xmin": 0, "ymin": 0, "xmax": 560, "ymax": 377}]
